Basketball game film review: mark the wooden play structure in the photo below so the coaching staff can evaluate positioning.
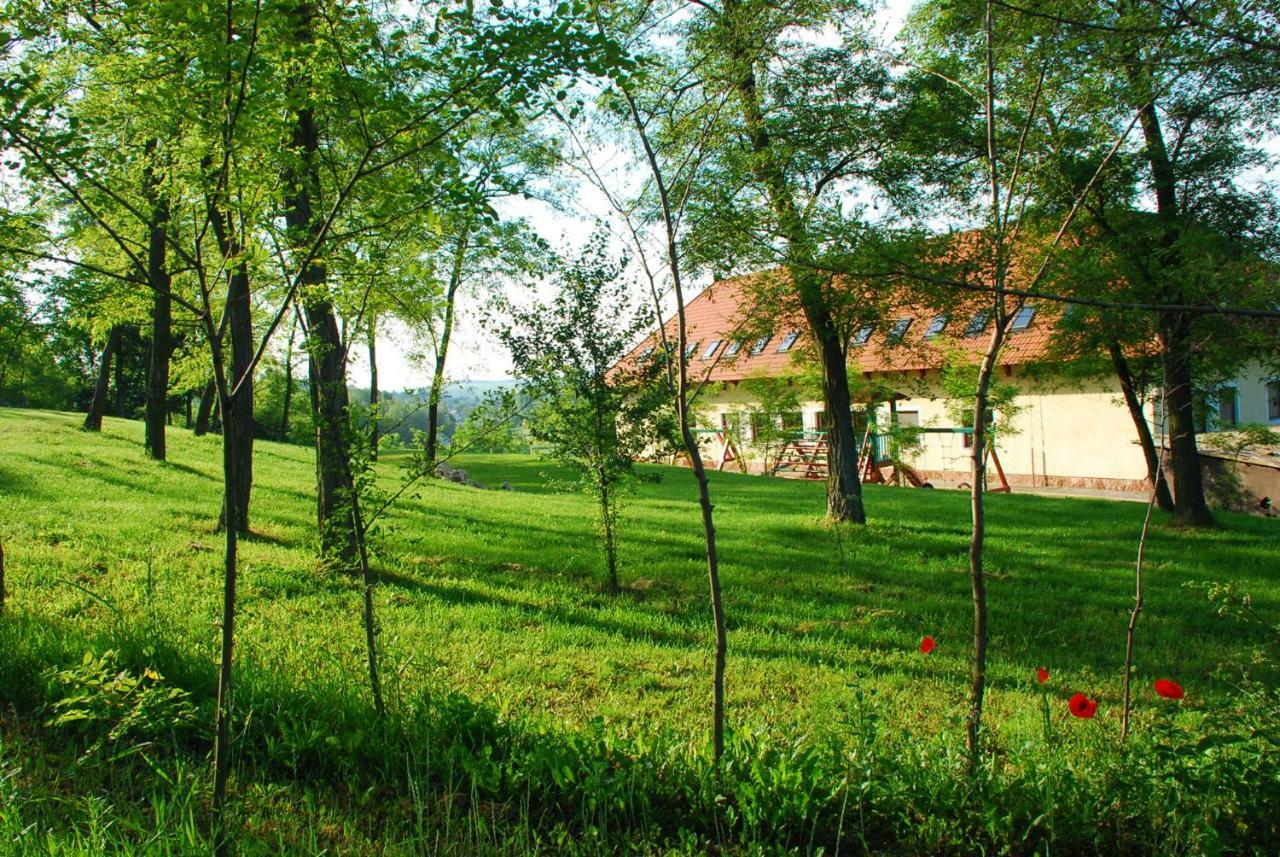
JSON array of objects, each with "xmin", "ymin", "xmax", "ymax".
[
  {"xmin": 902, "ymin": 427, "xmax": 1011, "ymax": 493},
  {"xmin": 667, "ymin": 412, "xmax": 1012, "ymax": 493},
  {"xmin": 857, "ymin": 424, "xmax": 930, "ymax": 487},
  {"xmin": 772, "ymin": 432, "xmax": 830, "ymax": 480},
  {"xmin": 669, "ymin": 428, "xmax": 747, "ymax": 472},
  {"xmin": 770, "ymin": 425, "xmax": 1012, "ymax": 493}
]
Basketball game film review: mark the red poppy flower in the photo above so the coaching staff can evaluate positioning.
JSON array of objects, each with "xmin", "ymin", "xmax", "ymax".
[
  {"xmin": 1068, "ymin": 692, "xmax": 1098, "ymax": 719},
  {"xmin": 1154, "ymin": 679, "xmax": 1184, "ymax": 700},
  {"xmin": 920, "ymin": 636, "xmax": 936, "ymax": 655},
  {"xmin": 1037, "ymin": 667, "xmax": 1049, "ymax": 684}
]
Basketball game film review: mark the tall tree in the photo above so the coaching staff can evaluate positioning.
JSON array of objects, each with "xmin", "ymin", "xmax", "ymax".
[
  {"xmin": 418, "ymin": 126, "xmax": 554, "ymax": 466},
  {"xmin": 996, "ymin": 0, "xmax": 1280, "ymax": 526},
  {"xmin": 142, "ymin": 139, "xmax": 173, "ymax": 460},
  {"xmin": 83, "ymin": 325, "xmax": 122, "ymax": 431},
  {"xmin": 691, "ymin": 0, "xmax": 889, "ymax": 523},
  {"xmin": 586, "ymin": 0, "xmax": 731, "ymax": 758},
  {"xmin": 900, "ymin": 0, "xmax": 1173, "ymax": 761},
  {"xmin": 366, "ymin": 314, "xmax": 378, "ymax": 460},
  {"xmin": 283, "ymin": 0, "xmax": 357, "ymax": 561}
]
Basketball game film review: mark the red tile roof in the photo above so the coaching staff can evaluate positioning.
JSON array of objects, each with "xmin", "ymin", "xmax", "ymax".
[{"xmin": 622, "ymin": 269, "xmax": 1059, "ymax": 383}]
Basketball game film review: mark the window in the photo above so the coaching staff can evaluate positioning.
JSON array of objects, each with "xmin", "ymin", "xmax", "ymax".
[
  {"xmin": 724, "ymin": 339, "xmax": 744, "ymax": 358},
  {"xmin": 886, "ymin": 318, "xmax": 912, "ymax": 344},
  {"xmin": 701, "ymin": 340, "xmax": 722, "ymax": 360},
  {"xmin": 781, "ymin": 411, "xmax": 803, "ymax": 433},
  {"xmin": 1269, "ymin": 380, "xmax": 1280, "ymax": 424},
  {"xmin": 776, "ymin": 330, "xmax": 801, "ymax": 352},
  {"xmin": 924, "ymin": 315, "xmax": 948, "ymax": 339},
  {"xmin": 814, "ymin": 410, "xmax": 827, "ymax": 430},
  {"xmin": 719, "ymin": 412, "xmax": 732, "ymax": 431},
  {"xmin": 749, "ymin": 412, "xmax": 770, "ymax": 442},
  {"xmin": 638, "ymin": 346, "xmax": 655, "ymax": 361},
  {"xmin": 851, "ymin": 326, "xmax": 873, "ymax": 346},
  {"xmin": 1217, "ymin": 386, "xmax": 1239, "ymax": 429},
  {"xmin": 749, "ymin": 333, "xmax": 773, "ymax": 355},
  {"xmin": 1010, "ymin": 306, "xmax": 1037, "ymax": 331},
  {"xmin": 896, "ymin": 410, "xmax": 921, "ymax": 428},
  {"xmin": 964, "ymin": 311, "xmax": 990, "ymax": 336},
  {"xmin": 684, "ymin": 341, "xmax": 700, "ymax": 358}
]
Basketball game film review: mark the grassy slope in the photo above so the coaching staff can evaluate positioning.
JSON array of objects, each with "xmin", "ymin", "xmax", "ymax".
[{"xmin": 0, "ymin": 407, "xmax": 1277, "ymax": 851}]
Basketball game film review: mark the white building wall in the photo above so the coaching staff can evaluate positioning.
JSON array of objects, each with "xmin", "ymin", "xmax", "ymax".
[
  {"xmin": 880, "ymin": 375, "xmax": 1150, "ymax": 487},
  {"xmin": 687, "ymin": 362, "xmax": 1274, "ymax": 490},
  {"xmin": 691, "ymin": 371, "xmax": 1152, "ymax": 488},
  {"xmin": 1232, "ymin": 362, "xmax": 1280, "ymax": 426}
]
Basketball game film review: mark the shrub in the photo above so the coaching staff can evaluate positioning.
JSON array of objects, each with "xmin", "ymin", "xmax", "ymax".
[{"xmin": 40, "ymin": 650, "xmax": 199, "ymax": 766}]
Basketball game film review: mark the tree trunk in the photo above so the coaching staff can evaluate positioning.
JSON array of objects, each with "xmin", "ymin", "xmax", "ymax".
[
  {"xmin": 610, "ymin": 53, "xmax": 728, "ymax": 761},
  {"xmin": 218, "ymin": 262, "xmax": 254, "ymax": 534},
  {"xmin": 966, "ymin": 311, "xmax": 1003, "ymax": 763},
  {"xmin": 598, "ymin": 472, "xmax": 620, "ymax": 594},
  {"xmin": 210, "ymin": 376, "xmax": 240, "ymax": 855},
  {"xmin": 304, "ymin": 308, "xmax": 355, "ymax": 560},
  {"xmin": 1108, "ymin": 341, "xmax": 1175, "ymax": 513},
  {"xmin": 720, "ymin": 0, "xmax": 864, "ymax": 523},
  {"xmin": 84, "ymin": 326, "xmax": 122, "ymax": 432},
  {"xmin": 286, "ymin": 0, "xmax": 356, "ymax": 563},
  {"xmin": 968, "ymin": 2, "xmax": 1000, "ymax": 766},
  {"xmin": 1160, "ymin": 313, "xmax": 1213, "ymax": 525},
  {"xmin": 426, "ymin": 223, "xmax": 470, "ymax": 465},
  {"xmin": 0, "ymin": 531, "xmax": 6, "ymax": 617},
  {"xmin": 185, "ymin": 391, "xmax": 193, "ymax": 428},
  {"xmin": 1121, "ymin": 16, "xmax": 1212, "ymax": 527},
  {"xmin": 809, "ymin": 290, "xmax": 865, "ymax": 522},
  {"xmin": 368, "ymin": 316, "xmax": 378, "ymax": 461},
  {"xmin": 113, "ymin": 330, "xmax": 127, "ymax": 417},
  {"xmin": 143, "ymin": 139, "xmax": 172, "ymax": 461},
  {"xmin": 282, "ymin": 316, "xmax": 297, "ymax": 441},
  {"xmin": 208, "ymin": 199, "xmax": 254, "ymax": 534},
  {"xmin": 194, "ymin": 378, "xmax": 216, "ymax": 436}
]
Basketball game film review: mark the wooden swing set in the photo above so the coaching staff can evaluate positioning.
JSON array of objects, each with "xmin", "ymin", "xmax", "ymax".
[
  {"xmin": 771, "ymin": 432, "xmax": 830, "ymax": 480},
  {"xmin": 669, "ymin": 428, "xmax": 747, "ymax": 472},
  {"xmin": 866, "ymin": 426, "xmax": 1010, "ymax": 493},
  {"xmin": 668, "ymin": 416, "xmax": 1011, "ymax": 493},
  {"xmin": 770, "ymin": 425, "xmax": 1011, "ymax": 493}
]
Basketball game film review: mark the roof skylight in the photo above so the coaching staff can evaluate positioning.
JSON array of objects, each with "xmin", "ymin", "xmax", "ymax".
[
  {"xmin": 1010, "ymin": 306, "xmax": 1037, "ymax": 331},
  {"xmin": 748, "ymin": 333, "xmax": 772, "ymax": 355},
  {"xmin": 776, "ymin": 331, "xmax": 801, "ymax": 352},
  {"xmin": 964, "ymin": 311, "xmax": 989, "ymax": 336},
  {"xmin": 886, "ymin": 318, "xmax": 912, "ymax": 344}
]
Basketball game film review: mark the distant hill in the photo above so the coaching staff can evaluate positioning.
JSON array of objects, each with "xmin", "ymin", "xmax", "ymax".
[{"xmin": 345, "ymin": 380, "xmax": 519, "ymax": 445}]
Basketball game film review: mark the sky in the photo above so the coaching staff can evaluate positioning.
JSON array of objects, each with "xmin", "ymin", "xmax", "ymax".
[{"xmin": 356, "ymin": 0, "xmax": 919, "ymax": 392}]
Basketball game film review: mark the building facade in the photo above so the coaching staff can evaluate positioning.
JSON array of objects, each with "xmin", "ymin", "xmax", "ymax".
[{"xmin": 625, "ymin": 272, "xmax": 1279, "ymax": 492}]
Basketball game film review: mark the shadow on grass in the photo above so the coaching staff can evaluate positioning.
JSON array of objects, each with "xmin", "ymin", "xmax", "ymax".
[
  {"xmin": 158, "ymin": 459, "xmax": 220, "ymax": 482},
  {"xmin": 3, "ymin": 601, "xmax": 1276, "ymax": 856},
  {"xmin": 0, "ymin": 464, "xmax": 31, "ymax": 495}
]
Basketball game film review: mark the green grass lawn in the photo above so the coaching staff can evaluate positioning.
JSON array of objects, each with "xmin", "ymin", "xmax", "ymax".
[{"xmin": 1, "ymin": 407, "xmax": 1277, "ymax": 854}]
